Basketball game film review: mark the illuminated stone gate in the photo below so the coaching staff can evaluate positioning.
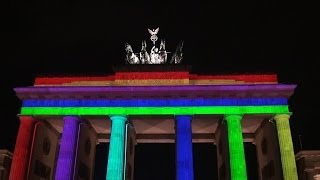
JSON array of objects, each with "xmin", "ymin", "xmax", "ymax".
[
  {"xmin": 9, "ymin": 28, "xmax": 299, "ymax": 180},
  {"xmin": 9, "ymin": 65, "xmax": 298, "ymax": 180}
]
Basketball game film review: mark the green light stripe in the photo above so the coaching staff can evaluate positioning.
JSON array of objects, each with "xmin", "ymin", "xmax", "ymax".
[
  {"xmin": 20, "ymin": 106, "xmax": 289, "ymax": 115},
  {"xmin": 225, "ymin": 115, "xmax": 247, "ymax": 180},
  {"xmin": 274, "ymin": 114, "xmax": 298, "ymax": 180}
]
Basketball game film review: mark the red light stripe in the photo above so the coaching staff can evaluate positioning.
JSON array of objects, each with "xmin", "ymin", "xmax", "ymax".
[
  {"xmin": 34, "ymin": 74, "xmax": 277, "ymax": 85},
  {"xmin": 189, "ymin": 74, "xmax": 278, "ymax": 82},
  {"xmin": 115, "ymin": 72, "xmax": 189, "ymax": 80},
  {"xmin": 35, "ymin": 76, "xmax": 115, "ymax": 85}
]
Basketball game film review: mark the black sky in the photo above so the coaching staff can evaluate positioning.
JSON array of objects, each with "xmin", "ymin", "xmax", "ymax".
[{"xmin": 1, "ymin": 0, "xmax": 320, "ymax": 179}]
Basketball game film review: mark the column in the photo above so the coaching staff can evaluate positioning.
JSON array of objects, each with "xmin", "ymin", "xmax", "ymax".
[
  {"xmin": 254, "ymin": 119, "xmax": 283, "ymax": 179},
  {"xmin": 9, "ymin": 116, "xmax": 37, "ymax": 180},
  {"xmin": 216, "ymin": 120, "xmax": 231, "ymax": 180},
  {"xmin": 27, "ymin": 121, "xmax": 59, "ymax": 180},
  {"xmin": 106, "ymin": 115, "xmax": 128, "ymax": 180},
  {"xmin": 224, "ymin": 114, "xmax": 247, "ymax": 180},
  {"xmin": 175, "ymin": 115, "xmax": 194, "ymax": 180},
  {"xmin": 124, "ymin": 123, "xmax": 136, "ymax": 180},
  {"xmin": 55, "ymin": 116, "xmax": 82, "ymax": 180},
  {"xmin": 274, "ymin": 114, "xmax": 298, "ymax": 180}
]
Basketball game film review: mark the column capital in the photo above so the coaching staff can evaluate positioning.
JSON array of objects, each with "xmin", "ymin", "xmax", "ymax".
[
  {"xmin": 63, "ymin": 115, "xmax": 82, "ymax": 120},
  {"xmin": 274, "ymin": 114, "xmax": 290, "ymax": 121},
  {"xmin": 175, "ymin": 115, "xmax": 193, "ymax": 120},
  {"xmin": 109, "ymin": 115, "xmax": 128, "ymax": 122},
  {"xmin": 19, "ymin": 115, "xmax": 36, "ymax": 121},
  {"xmin": 224, "ymin": 114, "xmax": 243, "ymax": 120},
  {"xmin": 62, "ymin": 116, "xmax": 84, "ymax": 125},
  {"xmin": 17, "ymin": 116, "xmax": 38, "ymax": 128}
]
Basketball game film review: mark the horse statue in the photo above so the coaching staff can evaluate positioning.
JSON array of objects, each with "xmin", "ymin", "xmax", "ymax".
[
  {"xmin": 159, "ymin": 39, "xmax": 167, "ymax": 64},
  {"xmin": 125, "ymin": 43, "xmax": 140, "ymax": 64},
  {"xmin": 170, "ymin": 41, "xmax": 184, "ymax": 64},
  {"xmin": 139, "ymin": 40, "xmax": 150, "ymax": 64},
  {"xmin": 125, "ymin": 28, "xmax": 184, "ymax": 64}
]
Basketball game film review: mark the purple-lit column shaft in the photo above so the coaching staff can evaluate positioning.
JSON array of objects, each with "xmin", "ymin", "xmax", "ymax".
[
  {"xmin": 106, "ymin": 115, "xmax": 128, "ymax": 180},
  {"xmin": 175, "ymin": 115, "xmax": 194, "ymax": 180},
  {"xmin": 55, "ymin": 116, "xmax": 82, "ymax": 180}
]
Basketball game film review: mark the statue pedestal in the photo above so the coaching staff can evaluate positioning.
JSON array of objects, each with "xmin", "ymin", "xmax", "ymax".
[{"xmin": 112, "ymin": 64, "xmax": 192, "ymax": 73}]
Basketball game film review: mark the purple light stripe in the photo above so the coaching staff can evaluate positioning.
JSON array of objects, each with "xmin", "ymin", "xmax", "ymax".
[{"xmin": 15, "ymin": 84, "xmax": 296, "ymax": 93}]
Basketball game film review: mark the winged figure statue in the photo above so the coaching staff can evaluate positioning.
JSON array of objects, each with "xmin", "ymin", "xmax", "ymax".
[{"xmin": 148, "ymin": 27, "xmax": 159, "ymax": 45}]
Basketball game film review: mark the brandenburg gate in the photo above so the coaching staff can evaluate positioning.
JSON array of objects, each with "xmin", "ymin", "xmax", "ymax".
[{"xmin": 9, "ymin": 29, "xmax": 298, "ymax": 180}]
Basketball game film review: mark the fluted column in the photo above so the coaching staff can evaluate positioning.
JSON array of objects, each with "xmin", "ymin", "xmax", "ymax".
[
  {"xmin": 106, "ymin": 115, "xmax": 128, "ymax": 180},
  {"xmin": 274, "ymin": 114, "xmax": 298, "ymax": 180},
  {"xmin": 55, "ymin": 116, "xmax": 82, "ymax": 180},
  {"xmin": 9, "ymin": 116, "xmax": 37, "ymax": 180},
  {"xmin": 175, "ymin": 115, "xmax": 194, "ymax": 180},
  {"xmin": 224, "ymin": 114, "xmax": 247, "ymax": 180}
]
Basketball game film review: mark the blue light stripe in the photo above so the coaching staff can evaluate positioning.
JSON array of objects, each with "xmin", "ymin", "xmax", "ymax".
[
  {"xmin": 176, "ymin": 115, "xmax": 194, "ymax": 180},
  {"xmin": 22, "ymin": 98, "xmax": 287, "ymax": 107}
]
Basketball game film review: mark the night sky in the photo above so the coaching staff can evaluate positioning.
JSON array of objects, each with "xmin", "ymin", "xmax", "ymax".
[{"xmin": 1, "ymin": 0, "xmax": 320, "ymax": 179}]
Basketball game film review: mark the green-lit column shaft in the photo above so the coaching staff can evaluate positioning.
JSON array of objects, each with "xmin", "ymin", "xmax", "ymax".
[
  {"xmin": 225, "ymin": 114, "xmax": 247, "ymax": 180},
  {"xmin": 106, "ymin": 115, "xmax": 127, "ymax": 180},
  {"xmin": 274, "ymin": 114, "xmax": 298, "ymax": 180}
]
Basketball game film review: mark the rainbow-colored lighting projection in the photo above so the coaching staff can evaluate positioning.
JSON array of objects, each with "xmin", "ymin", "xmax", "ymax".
[
  {"xmin": 13, "ymin": 69, "xmax": 297, "ymax": 180},
  {"xmin": 176, "ymin": 115, "xmax": 194, "ymax": 180},
  {"xmin": 225, "ymin": 115, "xmax": 247, "ymax": 180},
  {"xmin": 55, "ymin": 116, "xmax": 82, "ymax": 180},
  {"xmin": 20, "ymin": 106, "xmax": 289, "ymax": 115},
  {"xmin": 106, "ymin": 116, "xmax": 127, "ymax": 180},
  {"xmin": 274, "ymin": 114, "xmax": 298, "ymax": 180}
]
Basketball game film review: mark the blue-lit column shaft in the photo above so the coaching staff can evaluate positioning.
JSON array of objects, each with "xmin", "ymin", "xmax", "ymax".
[
  {"xmin": 55, "ymin": 116, "xmax": 82, "ymax": 180},
  {"xmin": 106, "ymin": 115, "xmax": 128, "ymax": 180},
  {"xmin": 175, "ymin": 115, "xmax": 194, "ymax": 180}
]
